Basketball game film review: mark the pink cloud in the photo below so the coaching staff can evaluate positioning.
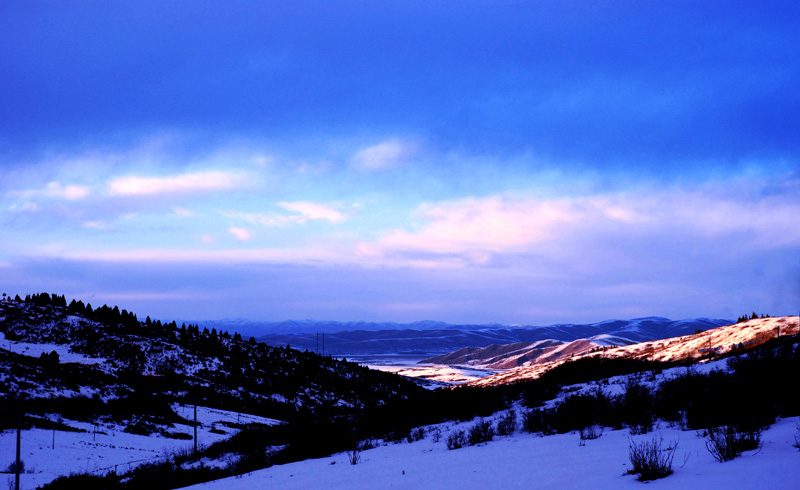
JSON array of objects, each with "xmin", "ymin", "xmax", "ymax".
[
  {"xmin": 108, "ymin": 171, "xmax": 247, "ymax": 196},
  {"xmin": 228, "ymin": 227, "xmax": 253, "ymax": 242}
]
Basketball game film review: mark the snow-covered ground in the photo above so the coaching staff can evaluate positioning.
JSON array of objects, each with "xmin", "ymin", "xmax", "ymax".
[
  {"xmin": 182, "ymin": 415, "xmax": 800, "ymax": 490},
  {"xmin": 470, "ymin": 316, "xmax": 800, "ymax": 386},
  {"xmin": 370, "ymin": 363, "xmax": 498, "ymax": 386},
  {"xmin": 0, "ymin": 406, "xmax": 280, "ymax": 490},
  {"xmin": 0, "ymin": 331, "xmax": 109, "ymax": 367}
]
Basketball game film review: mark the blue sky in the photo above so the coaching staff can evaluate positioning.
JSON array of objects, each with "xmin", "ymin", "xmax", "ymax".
[{"xmin": 1, "ymin": 1, "xmax": 799, "ymax": 325}]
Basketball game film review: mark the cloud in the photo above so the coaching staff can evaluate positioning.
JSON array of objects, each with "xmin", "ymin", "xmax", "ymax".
[
  {"xmin": 8, "ymin": 202, "xmax": 39, "ymax": 213},
  {"xmin": 170, "ymin": 206, "xmax": 195, "ymax": 217},
  {"xmin": 351, "ymin": 139, "xmax": 417, "ymax": 171},
  {"xmin": 223, "ymin": 201, "xmax": 349, "ymax": 227},
  {"xmin": 81, "ymin": 221, "xmax": 114, "ymax": 230},
  {"xmin": 108, "ymin": 170, "xmax": 248, "ymax": 196},
  {"xmin": 363, "ymin": 196, "xmax": 585, "ymax": 259},
  {"xmin": 228, "ymin": 227, "xmax": 253, "ymax": 242},
  {"xmin": 9, "ymin": 182, "xmax": 90, "ymax": 201},
  {"xmin": 27, "ymin": 245, "xmax": 354, "ymax": 266},
  {"xmin": 360, "ymin": 187, "xmax": 800, "ymax": 266},
  {"xmin": 277, "ymin": 201, "xmax": 346, "ymax": 224}
]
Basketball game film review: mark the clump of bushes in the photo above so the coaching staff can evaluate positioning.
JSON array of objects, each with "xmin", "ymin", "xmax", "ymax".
[
  {"xmin": 467, "ymin": 419, "xmax": 494, "ymax": 445},
  {"xmin": 521, "ymin": 408, "xmax": 555, "ymax": 435},
  {"xmin": 358, "ymin": 437, "xmax": 378, "ymax": 450},
  {"xmin": 496, "ymin": 410, "xmax": 516, "ymax": 436},
  {"xmin": 626, "ymin": 435, "xmax": 677, "ymax": 481},
  {"xmin": 406, "ymin": 427, "xmax": 425, "ymax": 443},
  {"xmin": 124, "ymin": 420, "xmax": 157, "ymax": 436},
  {"xmin": 705, "ymin": 426, "xmax": 761, "ymax": 462},
  {"xmin": 444, "ymin": 418, "xmax": 496, "ymax": 449},
  {"xmin": 3, "ymin": 459, "xmax": 24, "ymax": 474},
  {"xmin": 446, "ymin": 429, "xmax": 466, "ymax": 450},
  {"xmin": 621, "ymin": 378, "xmax": 655, "ymax": 434},
  {"xmin": 578, "ymin": 425, "xmax": 602, "ymax": 445},
  {"xmin": 163, "ymin": 431, "xmax": 193, "ymax": 440}
]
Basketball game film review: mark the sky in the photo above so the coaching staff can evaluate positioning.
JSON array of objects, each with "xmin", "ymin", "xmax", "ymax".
[{"xmin": 1, "ymin": 1, "xmax": 799, "ymax": 325}]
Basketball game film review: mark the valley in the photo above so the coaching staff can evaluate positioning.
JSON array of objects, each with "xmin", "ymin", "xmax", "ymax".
[{"xmin": 2, "ymin": 295, "xmax": 799, "ymax": 490}]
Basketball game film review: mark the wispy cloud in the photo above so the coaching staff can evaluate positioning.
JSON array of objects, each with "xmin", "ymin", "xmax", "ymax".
[
  {"xmin": 351, "ymin": 139, "xmax": 418, "ymax": 171},
  {"xmin": 228, "ymin": 227, "xmax": 253, "ymax": 242},
  {"xmin": 223, "ymin": 201, "xmax": 350, "ymax": 227},
  {"xmin": 108, "ymin": 170, "xmax": 248, "ymax": 196},
  {"xmin": 9, "ymin": 182, "xmax": 91, "ymax": 201},
  {"xmin": 170, "ymin": 206, "xmax": 195, "ymax": 217},
  {"xmin": 277, "ymin": 201, "xmax": 346, "ymax": 224}
]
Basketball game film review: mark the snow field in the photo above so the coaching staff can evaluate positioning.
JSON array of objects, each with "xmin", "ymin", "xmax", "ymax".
[
  {"xmin": 0, "ymin": 332, "xmax": 109, "ymax": 367},
  {"xmin": 183, "ymin": 415, "xmax": 800, "ymax": 490},
  {"xmin": 0, "ymin": 405, "xmax": 280, "ymax": 490}
]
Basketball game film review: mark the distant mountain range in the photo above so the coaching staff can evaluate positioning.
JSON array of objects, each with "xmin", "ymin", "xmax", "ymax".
[
  {"xmin": 468, "ymin": 315, "xmax": 798, "ymax": 387},
  {"xmin": 254, "ymin": 317, "xmax": 732, "ymax": 359},
  {"xmin": 194, "ymin": 318, "xmax": 459, "ymax": 338}
]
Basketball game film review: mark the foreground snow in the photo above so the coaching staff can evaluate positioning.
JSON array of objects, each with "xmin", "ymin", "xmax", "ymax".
[
  {"xmin": 0, "ymin": 406, "xmax": 279, "ymax": 490},
  {"xmin": 183, "ymin": 416, "xmax": 800, "ymax": 490}
]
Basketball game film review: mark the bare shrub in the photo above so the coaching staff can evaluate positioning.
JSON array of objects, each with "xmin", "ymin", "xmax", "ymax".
[
  {"xmin": 346, "ymin": 447, "xmax": 362, "ymax": 465},
  {"xmin": 578, "ymin": 424, "xmax": 602, "ymax": 446},
  {"xmin": 794, "ymin": 423, "xmax": 800, "ymax": 450},
  {"xmin": 430, "ymin": 427, "xmax": 442, "ymax": 443},
  {"xmin": 358, "ymin": 438, "xmax": 378, "ymax": 450},
  {"xmin": 406, "ymin": 427, "xmax": 425, "ymax": 443},
  {"xmin": 706, "ymin": 426, "xmax": 761, "ymax": 462},
  {"xmin": 496, "ymin": 410, "xmax": 517, "ymax": 436},
  {"xmin": 3, "ymin": 460, "xmax": 24, "ymax": 474},
  {"xmin": 521, "ymin": 408, "xmax": 554, "ymax": 435},
  {"xmin": 446, "ymin": 429, "xmax": 467, "ymax": 450},
  {"xmin": 626, "ymin": 435, "xmax": 677, "ymax": 481},
  {"xmin": 467, "ymin": 419, "xmax": 494, "ymax": 445},
  {"xmin": 628, "ymin": 419, "xmax": 655, "ymax": 435}
]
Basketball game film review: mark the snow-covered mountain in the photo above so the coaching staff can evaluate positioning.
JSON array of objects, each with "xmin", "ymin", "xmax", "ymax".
[
  {"xmin": 255, "ymin": 317, "xmax": 731, "ymax": 359},
  {"xmin": 468, "ymin": 315, "xmax": 800, "ymax": 387}
]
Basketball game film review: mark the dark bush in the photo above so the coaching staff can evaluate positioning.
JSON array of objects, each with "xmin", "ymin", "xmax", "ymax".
[
  {"xmin": 446, "ymin": 429, "xmax": 466, "ymax": 450},
  {"xmin": 621, "ymin": 378, "xmax": 655, "ymax": 434},
  {"xmin": 163, "ymin": 431, "xmax": 193, "ymax": 440},
  {"xmin": 4, "ymin": 459, "xmax": 24, "ymax": 473},
  {"xmin": 124, "ymin": 420, "xmax": 156, "ymax": 436},
  {"xmin": 549, "ymin": 391, "xmax": 613, "ymax": 434},
  {"xmin": 706, "ymin": 426, "xmax": 761, "ymax": 462},
  {"xmin": 521, "ymin": 408, "xmax": 555, "ymax": 435},
  {"xmin": 578, "ymin": 424, "xmax": 602, "ymax": 445},
  {"xmin": 627, "ymin": 435, "xmax": 677, "ymax": 481},
  {"xmin": 496, "ymin": 410, "xmax": 516, "ymax": 436},
  {"xmin": 406, "ymin": 427, "xmax": 425, "ymax": 443},
  {"xmin": 346, "ymin": 447, "xmax": 361, "ymax": 465},
  {"xmin": 467, "ymin": 418, "xmax": 494, "ymax": 445}
]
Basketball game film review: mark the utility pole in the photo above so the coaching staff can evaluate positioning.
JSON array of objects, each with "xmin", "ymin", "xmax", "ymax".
[
  {"xmin": 15, "ymin": 409, "xmax": 21, "ymax": 490},
  {"xmin": 193, "ymin": 397, "xmax": 198, "ymax": 455}
]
